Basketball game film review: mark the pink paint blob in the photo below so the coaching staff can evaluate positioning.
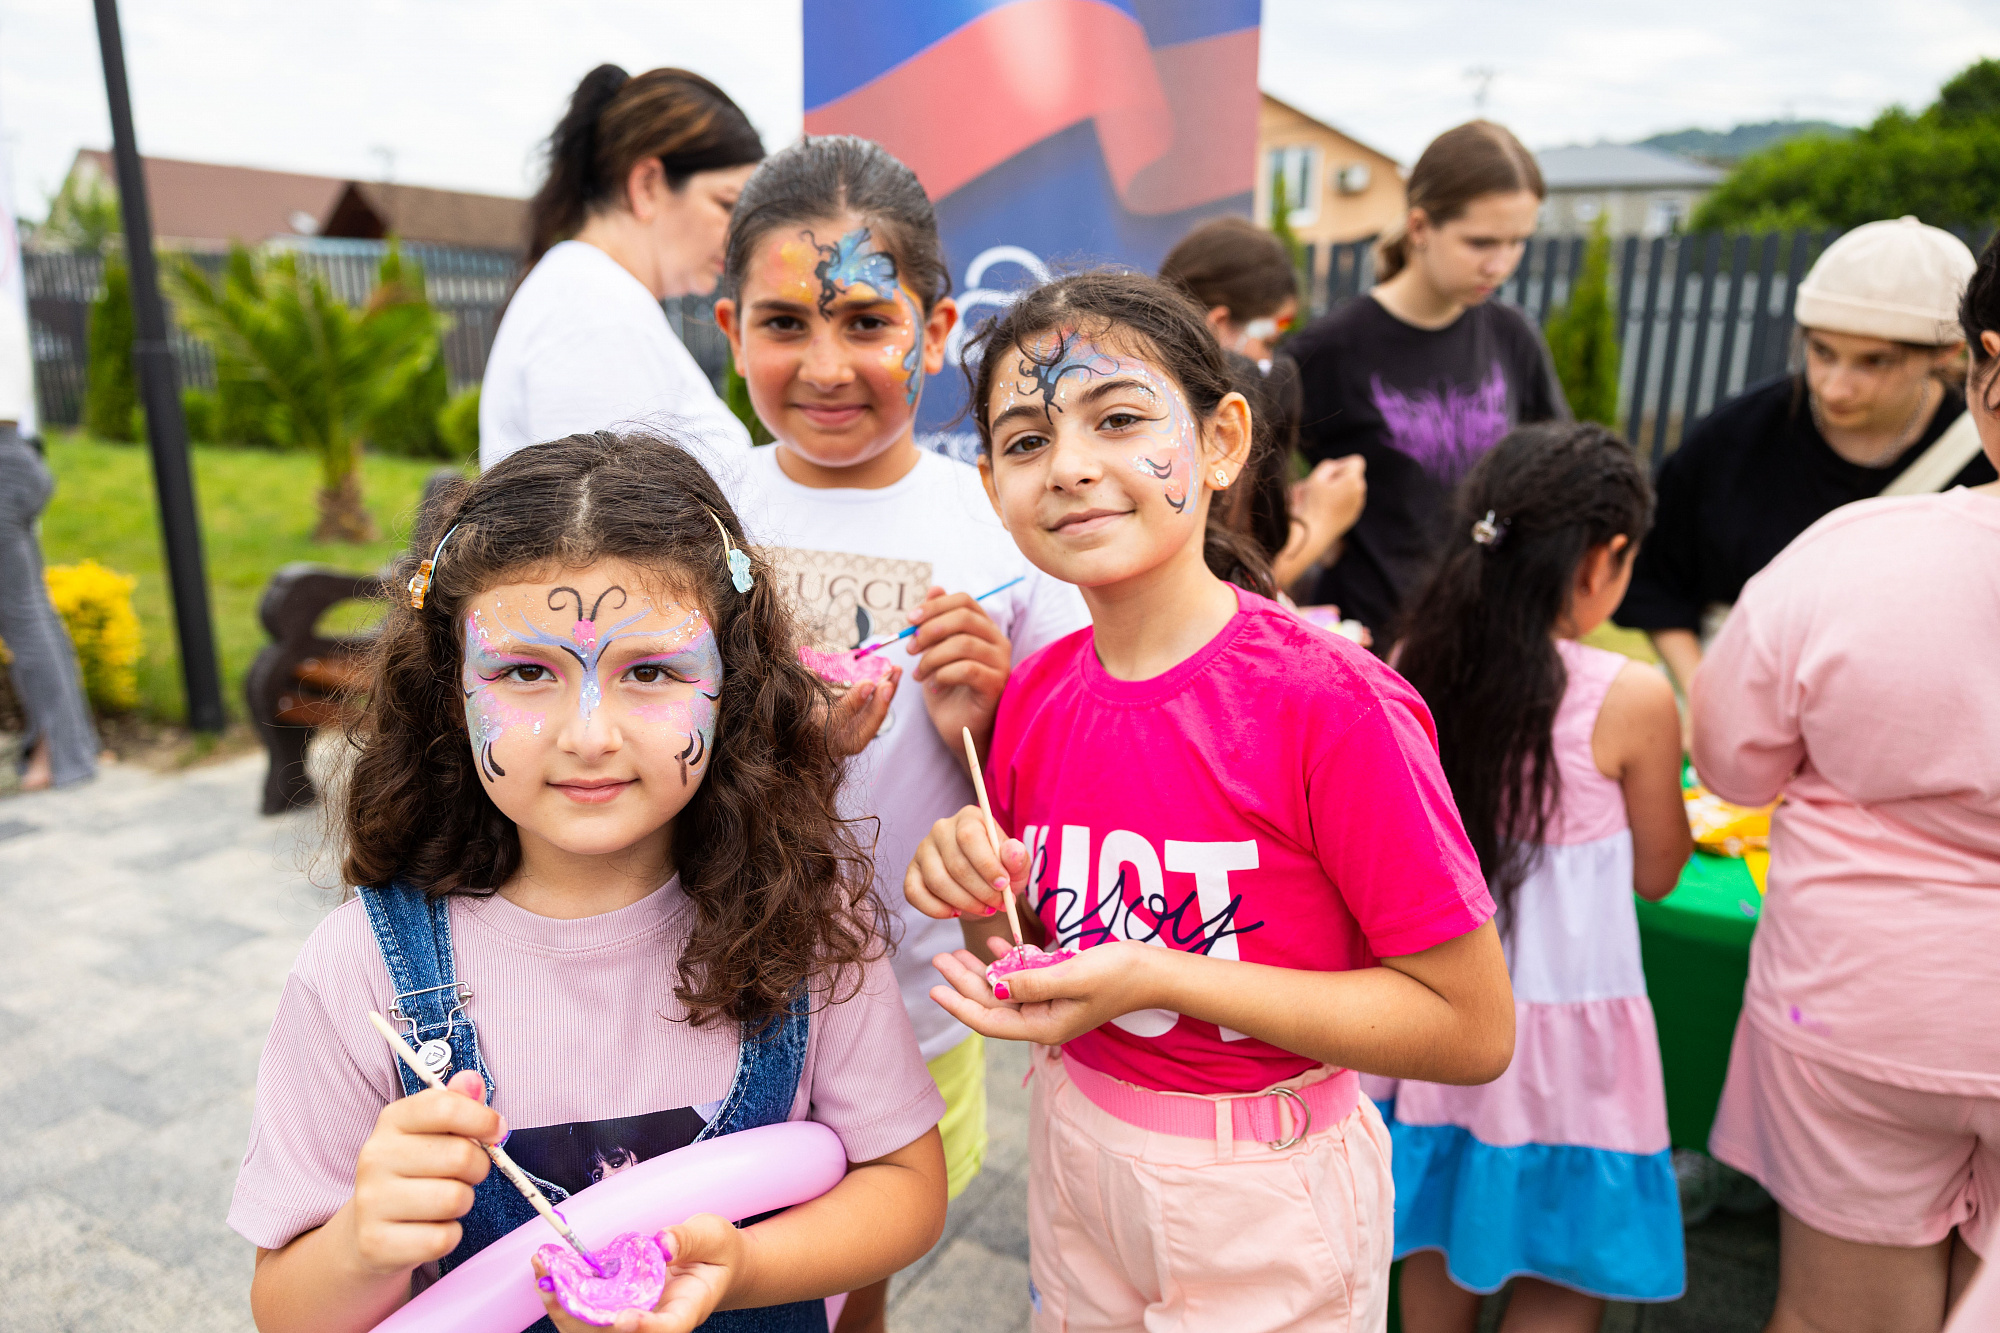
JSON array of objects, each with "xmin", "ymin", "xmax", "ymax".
[
  {"xmin": 985, "ymin": 943, "xmax": 1078, "ymax": 994},
  {"xmin": 535, "ymin": 1231, "xmax": 669, "ymax": 1326},
  {"xmin": 799, "ymin": 646, "xmax": 895, "ymax": 687}
]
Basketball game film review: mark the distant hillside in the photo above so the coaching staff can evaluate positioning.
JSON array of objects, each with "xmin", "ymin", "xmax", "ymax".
[{"xmin": 1640, "ymin": 120, "xmax": 1852, "ymax": 165}]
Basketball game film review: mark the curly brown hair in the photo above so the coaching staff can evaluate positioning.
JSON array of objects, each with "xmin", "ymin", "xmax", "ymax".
[{"xmin": 340, "ymin": 431, "xmax": 883, "ymax": 1027}]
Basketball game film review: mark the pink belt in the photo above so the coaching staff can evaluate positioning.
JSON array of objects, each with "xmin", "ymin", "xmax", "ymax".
[{"xmin": 1058, "ymin": 1049, "xmax": 1359, "ymax": 1152}]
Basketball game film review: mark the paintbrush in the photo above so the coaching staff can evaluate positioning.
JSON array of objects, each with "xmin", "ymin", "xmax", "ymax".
[
  {"xmin": 961, "ymin": 727, "xmax": 1024, "ymax": 945},
  {"xmin": 851, "ymin": 576, "xmax": 1025, "ymax": 658},
  {"xmin": 366, "ymin": 1010, "xmax": 602, "ymax": 1275}
]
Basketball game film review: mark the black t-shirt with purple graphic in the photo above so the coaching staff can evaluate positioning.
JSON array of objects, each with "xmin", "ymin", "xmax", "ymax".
[{"xmin": 1288, "ymin": 295, "xmax": 1569, "ymax": 639}]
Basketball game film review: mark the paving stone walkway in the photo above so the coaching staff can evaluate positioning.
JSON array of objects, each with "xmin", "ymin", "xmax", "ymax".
[{"xmin": 3, "ymin": 753, "xmax": 1775, "ymax": 1332}]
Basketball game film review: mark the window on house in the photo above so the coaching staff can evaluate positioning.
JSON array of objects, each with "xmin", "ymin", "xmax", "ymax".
[
  {"xmin": 1644, "ymin": 194, "xmax": 1686, "ymax": 237},
  {"xmin": 1264, "ymin": 145, "xmax": 1319, "ymax": 226}
]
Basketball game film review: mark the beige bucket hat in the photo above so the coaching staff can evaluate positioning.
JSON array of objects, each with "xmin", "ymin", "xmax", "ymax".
[{"xmin": 1794, "ymin": 216, "xmax": 1975, "ymax": 346}]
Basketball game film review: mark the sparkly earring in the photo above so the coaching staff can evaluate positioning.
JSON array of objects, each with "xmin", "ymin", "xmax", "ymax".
[{"xmin": 1213, "ymin": 468, "xmax": 1230, "ymax": 487}]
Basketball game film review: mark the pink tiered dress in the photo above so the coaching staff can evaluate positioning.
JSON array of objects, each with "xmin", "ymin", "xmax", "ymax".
[{"xmin": 1369, "ymin": 639, "xmax": 1684, "ymax": 1299}]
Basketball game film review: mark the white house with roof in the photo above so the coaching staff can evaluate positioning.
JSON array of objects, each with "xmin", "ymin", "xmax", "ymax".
[{"xmin": 1534, "ymin": 143, "xmax": 1725, "ymax": 237}]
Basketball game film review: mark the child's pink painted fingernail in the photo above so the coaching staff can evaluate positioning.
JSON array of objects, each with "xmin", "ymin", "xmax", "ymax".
[
  {"xmin": 537, "ymin": 1276, "xmax": 556, "ymax": 1292},
  {"xmin": 994, "ymin": 983, "xmax": 1011, "ymax": 1000},
  {"xmin": 984, "ymin": 905, "xmax": 996, "ymax": 916}
]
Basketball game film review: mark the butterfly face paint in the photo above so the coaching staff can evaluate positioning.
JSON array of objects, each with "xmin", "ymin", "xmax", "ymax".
[
  {"xmin": 624, "ymin": 618, "xmax": 723, "ymax": 786},
  {"xmin": 461, "ymin": 584, "xmax": 722, "ymax": 787},
  {"xmin": 463, "ymin": 609, "xmax": 549, "ymax": 782}
]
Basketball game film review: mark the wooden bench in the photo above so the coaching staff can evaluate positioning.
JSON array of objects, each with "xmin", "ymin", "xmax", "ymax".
[
  {"xmin": 246, "ymin": 564, "xmax": 384, "ymax": 815},
  {"xmin": 247, "ymin": 467, "xmax": 465, "ymax": 815}
]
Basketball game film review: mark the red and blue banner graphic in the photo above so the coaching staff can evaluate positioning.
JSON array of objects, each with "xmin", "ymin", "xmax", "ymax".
[{"xmin": 803, "ymin": 0, "xmax": 1262, "ymax": 454}]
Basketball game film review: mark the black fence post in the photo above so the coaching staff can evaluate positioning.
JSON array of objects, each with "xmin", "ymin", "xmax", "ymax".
[
  {"xmin": 1678, "ymin": 233, "xmax": 1723, "ymax": 438},
  {"xmin": 1649, "ymin": 236, "xmax": 1696, "ymax": 463},
  {"xmin": 1711, "ymin": 233, "xmax": 1754, "ymax": 406},
  {"xmin": 93, "ymin": 0, "xmax": 226, "ymax": 733},
  {"xmin": 1626, "ymin": 237, "xmax": 1667, "ymax": 449}
]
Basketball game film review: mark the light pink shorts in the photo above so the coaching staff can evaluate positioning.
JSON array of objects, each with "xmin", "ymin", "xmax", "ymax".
[
  {"xmin": 1710, "ymin": 1019, "xmax": 1999, "ymax": 1255},
  {"xmin": 1026, "ymin": 1045, "xmax": 1394, "ymax": 1332}
]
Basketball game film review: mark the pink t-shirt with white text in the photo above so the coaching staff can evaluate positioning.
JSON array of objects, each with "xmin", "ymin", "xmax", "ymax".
[{"xmin": 988, "ymin": 587, "xmax": 1494, "ymax": 1095}]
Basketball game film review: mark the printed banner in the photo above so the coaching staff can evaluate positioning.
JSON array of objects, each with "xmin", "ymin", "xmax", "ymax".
[
  {"xmin": 0, "ymin": 150, "xmax": 35, "ymax": 435},
  {"xmin": 803, "ymin": 0, "xmax": 1262, "ymax": 458}
]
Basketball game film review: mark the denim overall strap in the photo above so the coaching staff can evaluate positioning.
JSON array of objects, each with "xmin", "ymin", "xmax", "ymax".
[
  {"xmin": 694, "ymin": 990, "xmax": 826, "ymax": 1333},
  {"xmin": 356, "ymin": 883, "xmax": 564, "ymax": 1333}
]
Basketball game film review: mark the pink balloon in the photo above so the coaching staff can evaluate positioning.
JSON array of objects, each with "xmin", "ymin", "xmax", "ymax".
[{"xmin": 371, "ymin": 1120, "xmax": 848, "ymax": 1333}]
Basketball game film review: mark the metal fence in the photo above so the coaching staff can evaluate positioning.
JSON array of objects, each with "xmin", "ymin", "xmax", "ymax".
[
  {"xmin": 24, "ymin": 241, "xmax": 732, "ymax": 429},
  {"xmin": 1305, "ymin": 225, "xmax": 1997, "ymax": 462},
  {"xmin": 36, "ymin": 229, "xmax": 1996, "ymax": 457}
]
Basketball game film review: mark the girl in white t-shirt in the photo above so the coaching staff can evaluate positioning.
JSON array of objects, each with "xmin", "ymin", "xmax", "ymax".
[
  {"xmin": 480, "ymin": 65, "xmax": 762, "ymax": 476},
  {"xmin": 231, "ymin": 432, "xmax": 946, "ymax": 1333},
  {"xmin": 713, "ymin": 135, "xmax": 1092, "ymax": 1333}
]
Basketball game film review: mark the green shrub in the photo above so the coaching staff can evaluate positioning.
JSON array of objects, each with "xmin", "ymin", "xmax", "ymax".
[
  {"xmin": 181, "ymin": 386, "xmax": 219, "ymax": 443},
  {"xmin": 1545, "ymin": 217, "xmax": 1622, "ymax": 427},
  {"xmin": 437, "ymin": 385, "xmax": 481, "ymax": 459},
  {"xmin": 1694, "ymin": 58, "xmax": 2000, "ymax": 231},
  {"xmin": 167, "ymin": 244, "xmax": 445, "ymax": 542},
  {"xmin": 84, "ymin": 255, "xmax": 140, "ymax": 442},
  {"xmin": 208, "ymin": 247, "xmax": 282, "ymax": 449},
  {"xmin": 363, "ymin": 244, "xmax": 453, "ymax": 458},
  {"xmin": 724, "ymin": 354, "xmax": 775, "ymax": 446}
]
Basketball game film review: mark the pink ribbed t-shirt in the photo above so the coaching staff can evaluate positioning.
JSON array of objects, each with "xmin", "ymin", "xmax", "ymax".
[
  {"xmin": 1694, "ymin": 488, "xmax": 2000, "ymax": 1094},
  {"xmin": 229, "ymin": 880, "xmax": 942, "ymax": 1251}
]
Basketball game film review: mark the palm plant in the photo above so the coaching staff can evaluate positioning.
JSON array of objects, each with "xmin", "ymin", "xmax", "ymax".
[{"xmin": 168, "ymin": 244, "xmax": 444, "ymax": 541}]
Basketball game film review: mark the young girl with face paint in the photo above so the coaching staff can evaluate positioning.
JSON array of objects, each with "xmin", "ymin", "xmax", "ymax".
[
  {"xmin": 229, "ymin": 433, "xmax": 947, "ymax": 1333},
  {"xmin": 713, "ymin": 136, "xmax": 1092, "ymax": 1333},
  {"xmin": 904, "ymin": 272, "xmax": 1515, "ymax": 1332}
]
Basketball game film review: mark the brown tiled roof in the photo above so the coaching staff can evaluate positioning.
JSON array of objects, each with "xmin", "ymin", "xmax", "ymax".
[
  {"xmin": 321, "ymin": 181, "xmax": 528, "ymax": 253},
  {"xmin": 74, "ymin": 149, "xmax": 345, "ymax": 249},
  {"xmin": 70, "ymin": 150, "xmax": 528, "ymax": 253}
]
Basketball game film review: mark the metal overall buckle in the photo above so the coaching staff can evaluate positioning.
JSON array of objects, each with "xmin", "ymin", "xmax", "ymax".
[
  {"xmin": 1265, "ymin": 1086, "xmax": 1312, "ymax": 1150},
  {"xmin": 388, "ymin": 982, "xmax": 473, "ymax": 1077}
]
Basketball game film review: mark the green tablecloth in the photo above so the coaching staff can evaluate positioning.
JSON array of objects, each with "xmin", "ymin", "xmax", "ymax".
[{"xmin": 1638, "ymin": 851, "xmax": 1762, "ymax": 1150}]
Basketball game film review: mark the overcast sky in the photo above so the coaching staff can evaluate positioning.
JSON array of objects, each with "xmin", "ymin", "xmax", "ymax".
[{"xmin": 4, "ymin": 0, "xmax": 1997, "ymax": 219}]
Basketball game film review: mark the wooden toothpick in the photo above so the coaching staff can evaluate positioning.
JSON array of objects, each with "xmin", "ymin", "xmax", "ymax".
[
  {"xmin": 365, "ymin": 1010, "xmax": 601, "ymax": 1273},
  {"xmin": 961, "ymin": 727, "xmax": 1023, "ymax": 945}
]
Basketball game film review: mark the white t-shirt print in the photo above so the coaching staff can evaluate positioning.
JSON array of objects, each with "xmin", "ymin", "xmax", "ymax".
[{"xmin": 733, "ymin": 446, "xmax": 1092, "ymax": 1059}]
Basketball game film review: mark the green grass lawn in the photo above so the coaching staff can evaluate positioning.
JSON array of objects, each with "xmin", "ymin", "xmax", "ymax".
[{"xmin": 37, "ymin": 433, "xmax": 462, "ymax": 724}]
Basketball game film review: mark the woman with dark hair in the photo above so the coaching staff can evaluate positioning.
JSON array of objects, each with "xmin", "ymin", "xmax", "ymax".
[
  {"xmin": 1161, "ymin": 217, "xmax": 1366, "ymax": 595},
  {"xmin": 1285, "ymin": 121, "xmax": 1568, "ymax": 644},
  {"xmin": 1690, "ymin": 234, "xmax": 2000, "ymax": 1333},
  {"xmin": 1616, "ymin": 217, "xmax": 1992, "ymax": 699},
  {"xmin": 480, "ymin": 65, "xmax": 764, "ymax": 475}
]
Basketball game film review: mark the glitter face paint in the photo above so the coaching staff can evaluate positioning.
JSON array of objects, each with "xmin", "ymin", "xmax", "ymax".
[
  {"xmin": 463, "ymin": 609, "xmax": 550, "ymax": 782},
  {"xmin": 461, "ymin": 588, "xmax": 721, "ymax": 787},
  {"xmin": 801, "ymin": 226, "xmax": 926, "ymax": 406},
  {"xmin": 624, "ymin": 616, "xmax": 723, "ymax": 786},
  {"xmin": 999, "ymin": 331, "xmax": 1200, "ymax": 513}
]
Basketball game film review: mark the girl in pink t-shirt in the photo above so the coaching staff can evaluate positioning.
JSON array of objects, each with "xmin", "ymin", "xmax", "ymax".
[
  {"xmin": 903, "ymin": 271, "xmax": 1515, "ymax": 1332},
  {"xmin": 232, "ymin": 433, "xmax": 946, "ymax": 1333},
  {"xmin": 1692, "ymin": 238, "xmax": 2000, "ymax": 1332},
  {"xmin": 1390, "ymin": 422, "xmax": 1692, "ymax": 1327}
]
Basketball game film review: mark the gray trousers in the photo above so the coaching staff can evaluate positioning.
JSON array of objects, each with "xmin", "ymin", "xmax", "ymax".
[{"xmin": 0, "ymin": 428, "xmax": 99, "ymax": 786}]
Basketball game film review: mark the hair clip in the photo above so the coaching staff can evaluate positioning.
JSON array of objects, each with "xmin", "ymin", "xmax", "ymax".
[
  {"xmin": 1470, "ymin": 511, "xmax": 1508, "ymax": 548},
  {"xmin": 709, "ymin": 510, "xmax": 753, "ymax": 594},
  {"xmin": 407, "ymin": 522, "xmax": 461, "ymax": 609}
]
